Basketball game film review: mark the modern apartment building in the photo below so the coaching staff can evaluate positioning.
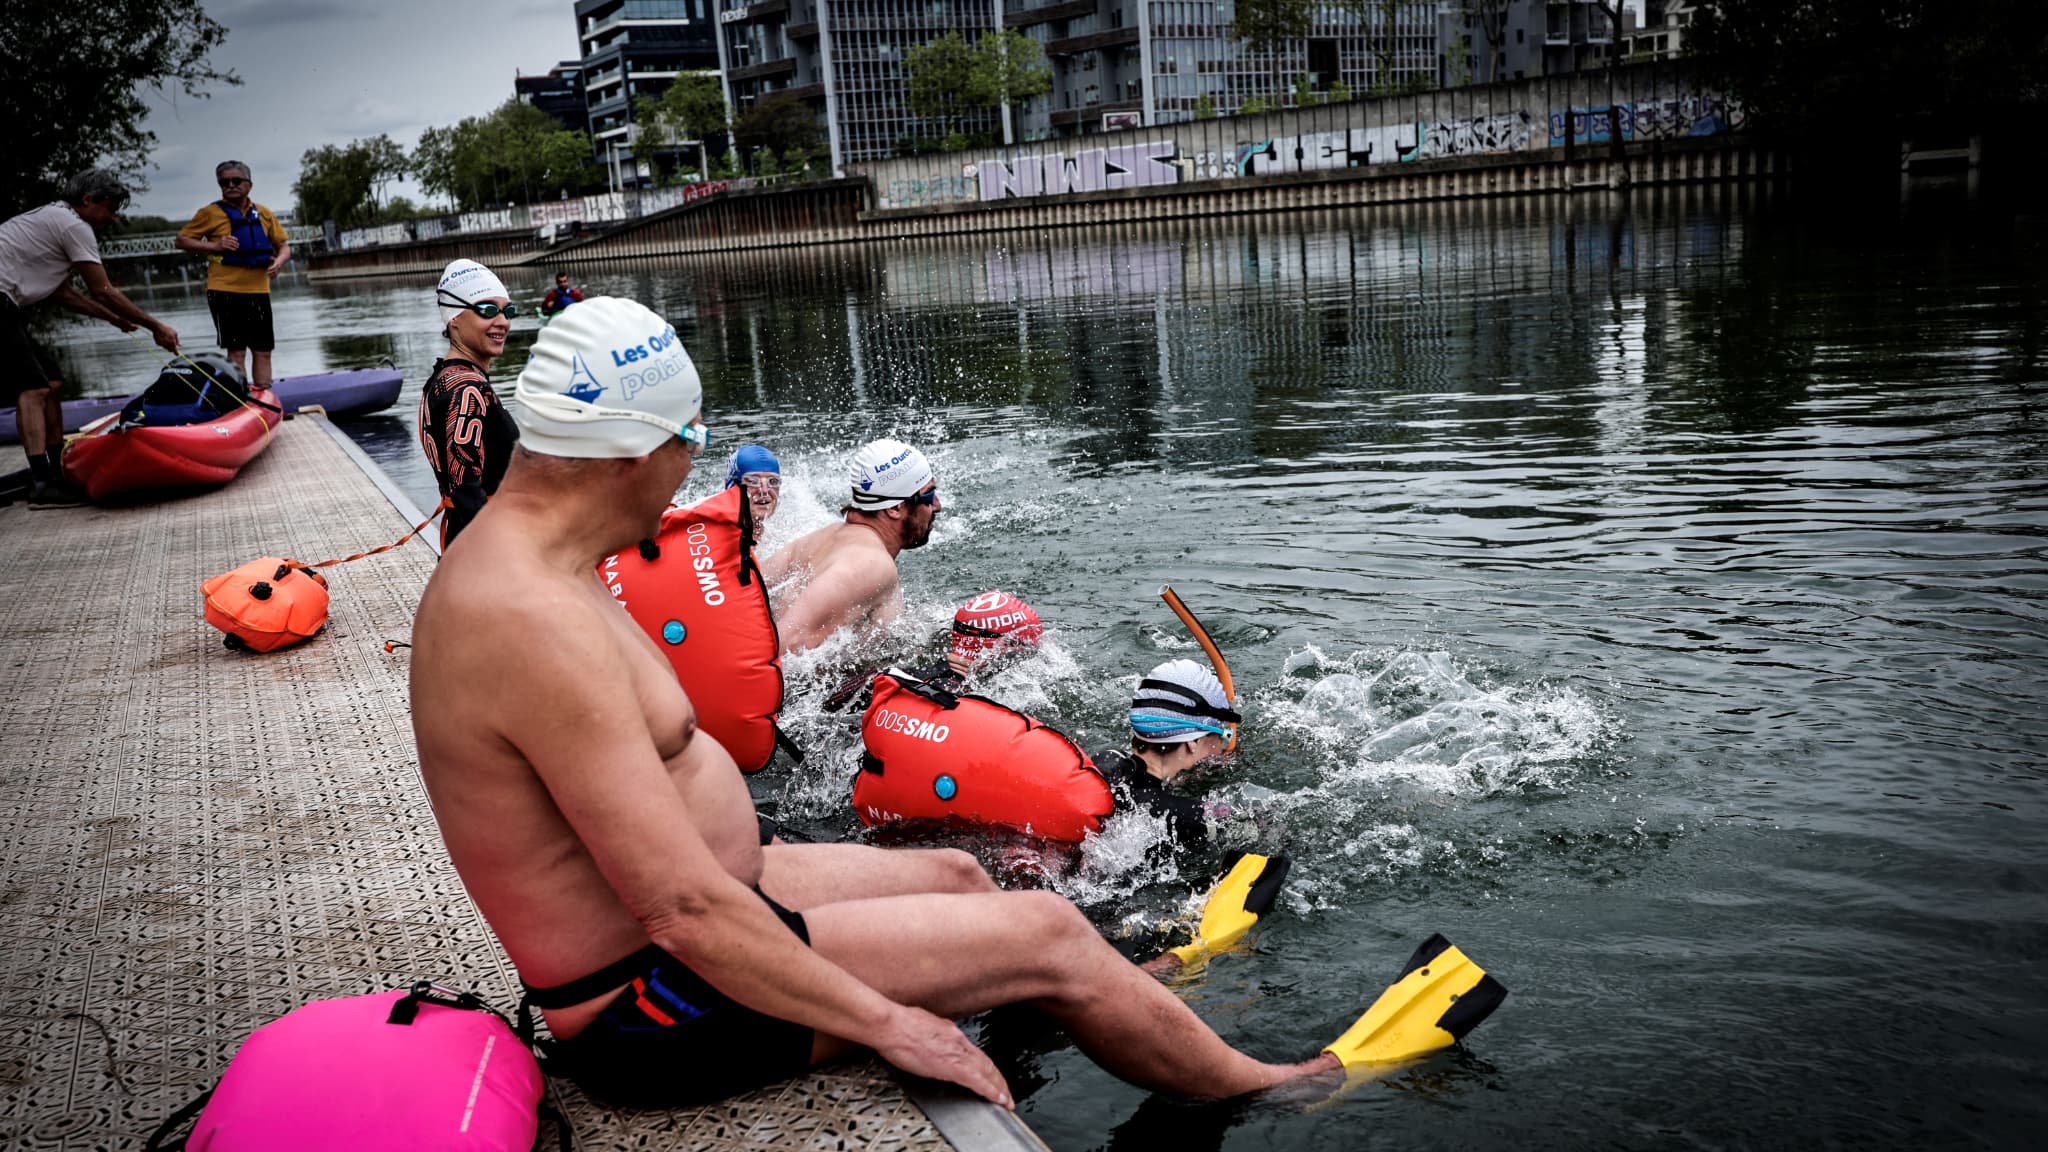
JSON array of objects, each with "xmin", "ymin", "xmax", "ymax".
[
  {"xmin": 515, "ymin": 61, "xmax": 588, "ymax": 133},
  {"xmin": 714, "ymin": 0, "xmax": 999, "ymax": 170},
  {"xmin": 711, "ymin": 0, "xmax": 1443, "ymax": 170},
  {"xmin": 1437, "ymin": 1, "xmax": 1654, "ymax": 87},
  {"xmin": 1538, "ymin": 0, "xmax": 1619, "ymax": 75},
  {"xmin": 1619, "ymin": 0, "xmax": 1693, "ymax": 62},
  {"xmin": 576, "ymin": 0, "xmax": 722, "ymax": 183}
]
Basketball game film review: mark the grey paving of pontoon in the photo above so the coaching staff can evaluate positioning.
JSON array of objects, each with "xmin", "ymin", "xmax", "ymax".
[{"xmin": 0, "ymin": 419, "xmax": 972, "ymax": 1151}]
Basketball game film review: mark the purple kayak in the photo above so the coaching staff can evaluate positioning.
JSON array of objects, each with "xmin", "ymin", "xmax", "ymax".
[{"xmin": 0, "ymin": 367, "xmax": 402, "ymax": 444}]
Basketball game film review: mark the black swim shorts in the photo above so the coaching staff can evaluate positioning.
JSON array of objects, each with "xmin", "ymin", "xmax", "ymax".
[
  {"xmin": 206, "ymin": 289, "xmax": 274, "ymax": 352},
  {"xmin": 526, "ymin": 889, "xmax": 815, "ymax": 1108},
  {"xmin": 1, "ymin": 295, "xmax": 58, "ymax": 404}
]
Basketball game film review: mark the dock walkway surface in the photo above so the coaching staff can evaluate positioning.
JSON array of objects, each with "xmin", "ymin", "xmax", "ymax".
[{"xmin": 0, "ymin": 418, "xmax": 1036, "ymax": 1151}]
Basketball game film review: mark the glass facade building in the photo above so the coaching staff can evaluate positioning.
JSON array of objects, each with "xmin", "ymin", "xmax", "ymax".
[
  {"xmin": 708, "ymin": 0, "xmax": 1450, "ymax": 168},
  {"xmin": 716, "ymin": 0, "xmax": 1000, "ymax": 170},
  {"xmin": 576, "ymin": 0, "xmax": 722, "ymax": 183}
]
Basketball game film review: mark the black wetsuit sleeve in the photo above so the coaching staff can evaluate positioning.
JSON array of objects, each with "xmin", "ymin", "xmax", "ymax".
[{"xmin": 1101, "ymin": 751, "xmax": 1212, "ymax": 851}]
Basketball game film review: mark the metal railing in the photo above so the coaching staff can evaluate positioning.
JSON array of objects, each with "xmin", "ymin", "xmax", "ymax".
[{"xmin": 101, "ymin": 223, "xmax": 325, "ymax": 260}]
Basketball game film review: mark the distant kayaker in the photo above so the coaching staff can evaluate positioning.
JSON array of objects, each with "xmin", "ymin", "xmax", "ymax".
[
  {"xmin": 173, "ymin": 160, "xmax": 291, "ymax": 389},
  {"xmin": 0, "ymin": 169, "xmax": 179, "ymax": 507},
  {"xmin": 761, "ymin": 438, "xmax": 941, "ymax": 654},
  {"xmin": 416, "ymin": 259, "xmax": 519, "ymax": 548},
  {"xmin": 540, "ymin": 271, "xmax": 584, "ymax": 317},
  {"xmin": 723, "ymin": 443, "xmax": 782, "ymax": 527}
]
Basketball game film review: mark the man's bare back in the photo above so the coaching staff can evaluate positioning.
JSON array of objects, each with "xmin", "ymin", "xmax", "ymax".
[
  {"xmin": 764, "ymin": 438, "xmax": 941, "ymax": 655},
  {"xmin": 412, "ymin": 498, "xmax": 764, "ymax": 1032},
  {"xmin": 764, "ymin": 521, "xmax": 903, "ymax": 653}
]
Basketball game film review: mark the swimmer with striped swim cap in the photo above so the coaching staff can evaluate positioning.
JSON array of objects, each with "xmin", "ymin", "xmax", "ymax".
[{"xmin": 759, "ymin": 438, "xmax": 941, "ymax": 655}]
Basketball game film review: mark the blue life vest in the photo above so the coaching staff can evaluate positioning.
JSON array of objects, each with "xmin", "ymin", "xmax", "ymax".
[{"xmin": 215, "ymin": 201, "xmax": 277, "ymax": 269}]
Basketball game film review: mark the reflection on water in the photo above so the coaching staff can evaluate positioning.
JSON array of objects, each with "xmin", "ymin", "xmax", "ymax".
[{"xmin": 54, "ymin": 185, "xmax": 2048, "ymax": 1148}]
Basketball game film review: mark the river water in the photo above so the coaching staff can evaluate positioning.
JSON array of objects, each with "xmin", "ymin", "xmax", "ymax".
[{"xmin": 62, "ymin": 184, "xmax": 2047, "ymax": 1148}]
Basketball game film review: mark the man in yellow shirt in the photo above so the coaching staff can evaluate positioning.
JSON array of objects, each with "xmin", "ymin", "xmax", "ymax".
[{"xmin": 175, "ymin": 160, "xmax": 291, "ymax": 387}]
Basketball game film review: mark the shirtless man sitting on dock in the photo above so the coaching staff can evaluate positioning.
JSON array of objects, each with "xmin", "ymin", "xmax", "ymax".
[
  {"xmin": 760, "ymin": 438, "xmax": 939, "ymax": 655},
  {"xmin": 408, "ymin": 297, "xmax": 1345, "ymax": 1110}
]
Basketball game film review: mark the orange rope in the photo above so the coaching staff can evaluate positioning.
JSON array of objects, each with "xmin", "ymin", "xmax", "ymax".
[{"xmin": 290, "ymin": 497, "xmax": 450, "ymax": 570}]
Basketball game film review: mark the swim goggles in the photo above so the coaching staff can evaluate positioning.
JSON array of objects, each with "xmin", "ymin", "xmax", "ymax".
[
  {"xmin": 437, "ymin": 289, "xmax": 518, "ymax": 319},
  {"xmin": 740, "ymin": 473, "xmax": 781, "ymax": 490}
]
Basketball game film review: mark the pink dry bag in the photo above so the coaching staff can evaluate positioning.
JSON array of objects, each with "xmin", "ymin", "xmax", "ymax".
[{"xmin": 146, "ymin": 982, "xmax": 560, "ymax": 1151}]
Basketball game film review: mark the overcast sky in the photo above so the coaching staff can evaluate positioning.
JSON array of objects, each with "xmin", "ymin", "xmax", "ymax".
[{"xmin": 129, "ymin": 0, "xmax": 582, "ymax": 221}]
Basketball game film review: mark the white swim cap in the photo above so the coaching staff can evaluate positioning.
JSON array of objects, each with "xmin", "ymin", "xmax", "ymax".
[
  {"xmin": 848, "ymin": 438, "xmax": 933, "ymax": 510},
  {"xmin": 1130, "ymin": 658, "xmax": 1239, "ymax": 744},
  {"xmin": 436, "ymin": 259, "xmax": 508, "ymax": 328},
  {"xmin": 511, "ymin": 296, "xmax": 703, "ymax": 460}
]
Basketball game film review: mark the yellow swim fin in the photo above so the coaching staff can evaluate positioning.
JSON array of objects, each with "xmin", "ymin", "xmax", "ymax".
[
  {"xmin": 1168, "ymin": 852, "xmax": 1291, "ymax": 967},
  {"xmin": 1323, "ymin": 934, "xmax": 1508, "ymax": 1069}
]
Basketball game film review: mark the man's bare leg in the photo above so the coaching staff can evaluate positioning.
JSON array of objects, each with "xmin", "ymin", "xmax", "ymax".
[
  {"xmin": 17, "ymin": 383, "xmax": 55, "ymax": 458},
  {"xmin": 760, "ymin": 843, "xmax": 996, "ymax": 910},
  {"xmin": 805, "ymin": 890, "xmax": 1339, "ymax": 1099},
  {"xmin": 251, "ymin": 349, "xmax": 272, "ymax": 388},
  {"xmin": 225, "ymin": 348, "xmax": 247, "ymax": 382}
]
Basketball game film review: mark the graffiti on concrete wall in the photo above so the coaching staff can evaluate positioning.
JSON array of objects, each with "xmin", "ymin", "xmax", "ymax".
[
  {"xmin": 1236, "ymin": 113, "xmax": 1536, "ymax": 176},
  {"xmin": 883, "ymin": 175, "xmax": 978, "ymax": 210},
  {"xmin": 1548, "ymin": 94, "xmax": 1745, "ymax": 147},
  {"xmin": 979, "ymin": 140, "xmax": 1181, "ymax": 201},
  {"xmin": 459, "ymin": 208, "xmax": 521, "ymax": 233}
]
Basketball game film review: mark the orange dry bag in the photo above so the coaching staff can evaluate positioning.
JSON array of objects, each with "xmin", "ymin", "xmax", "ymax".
[
  {"xmin": 599, "ymin": 486, "xmax": 797, "ymax": 773},
  {"xmin": 202, "ymin": 557, "xmax": 330, "ymax": 653},
  {"xmin": 854, "ymin": 671, "xmax": 1112, "ymax": 844}
]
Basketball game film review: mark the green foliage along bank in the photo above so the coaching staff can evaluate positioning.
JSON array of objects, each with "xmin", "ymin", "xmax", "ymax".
[{"xmin": 1, "ymin": 0, "xmax": 238, "ymax": 215}]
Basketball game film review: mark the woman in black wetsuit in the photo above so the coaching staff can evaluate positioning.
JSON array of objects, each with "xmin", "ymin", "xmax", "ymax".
[{"xmin": 417, "ymin": 258, "xmax": 519, "ymax": 548}]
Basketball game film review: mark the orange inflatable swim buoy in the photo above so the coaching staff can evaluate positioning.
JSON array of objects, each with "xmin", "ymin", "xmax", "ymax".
[
  {"xmin": 853, "ymin": 671, "xmax": 1112, "ymax": 843},
  {"xmin": 202, "ymin": 557, "xmax": 330, "ymax": 653},
  {"xmin": 600, "ymin": 485, "xmax": 795, "ymax": 773}
]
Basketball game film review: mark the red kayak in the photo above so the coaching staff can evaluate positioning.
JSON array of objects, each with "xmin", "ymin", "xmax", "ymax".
[{"xmin": 64, "ymin": 382, "xmax": 283, "ymax": 501}]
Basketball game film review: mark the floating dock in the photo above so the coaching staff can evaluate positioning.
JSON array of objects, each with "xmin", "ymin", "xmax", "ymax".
[{"xmin": 0, "ymin": 417, "xmax": 1043, "ymax": 1151}]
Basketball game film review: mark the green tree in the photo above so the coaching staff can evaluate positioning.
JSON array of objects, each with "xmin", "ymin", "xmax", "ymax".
[
  {"xmin": 976, "ymin": 28, "xmax": 1054, "ymax": 123},
  {"xmin": 1690, "ymin": 0, "xmax": 2048, "ymax": 146},
  {"xmin": 638, "ymin": 71, "xmax": 731, "ymax": 164},
  {"xmin": 293, "ymin": 135, "xmax": 408, "ymax": 229},
  {"xmin": 1330, "ymin": 79, "xmax": 1352, "ymax": 103},
  {"xmin": 1292, "ymin": 72, "xmax": 1319, "ymax": 106},
  {"xmin": 1193, "ymin": 93, "xmax": 1218, "ymax": 120},
  {"xmin": 906, "ymin": 30, "xmax": 983, "ymax": 138},
  {"xmin": 905, "ymin": 29, "xmax": 1052, "ymax": 149},
  {"xmin": 1231, "ymin": 0, "xmax": 1314, "ymax": 52},
  {"xmin": 1240, "ymin": 97, "xmax": 1271, "ymax": 115},
  {"xmin": 411, "ymin": 99, "xmax": 598, "ymax": 211},
  {"xmin": 733, "ymin": 93, "xmax": 825, "ymax": 172},
  {"xmin": 2, "ymin": 0, "xmax": 238, "ymax": 214}
]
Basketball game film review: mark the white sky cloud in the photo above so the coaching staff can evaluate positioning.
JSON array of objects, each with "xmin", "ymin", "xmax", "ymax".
[{"xmin": 128, "ymin": 0, "xmax": 580, "ymax": 221}]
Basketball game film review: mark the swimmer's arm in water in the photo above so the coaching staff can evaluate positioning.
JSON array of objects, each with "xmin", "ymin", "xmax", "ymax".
[
  {"xmin": 501, "ymin": 603, "xmax": 1008, "ymax": 1103},
  {"xmin": 777, "ymin": 552, "xmax": 899, "ymax": 654},
  {"xmin": 757, "ymin": 542, "xmax": 800, "ymax": 588}
]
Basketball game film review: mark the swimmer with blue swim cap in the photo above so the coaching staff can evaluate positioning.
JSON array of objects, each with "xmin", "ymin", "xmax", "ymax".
[{"xmin": 724, "ymin": 444, "xmax": 781, "ymax": 525}]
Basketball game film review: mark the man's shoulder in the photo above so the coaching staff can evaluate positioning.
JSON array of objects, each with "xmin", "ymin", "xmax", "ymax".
[
  {"xmin": 180, "ymin": 203, "xmax": 226, "ymax": 234},
  {"xmin": 424, "ymin": 546, "xmax": 608, "ymax": 661}
]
